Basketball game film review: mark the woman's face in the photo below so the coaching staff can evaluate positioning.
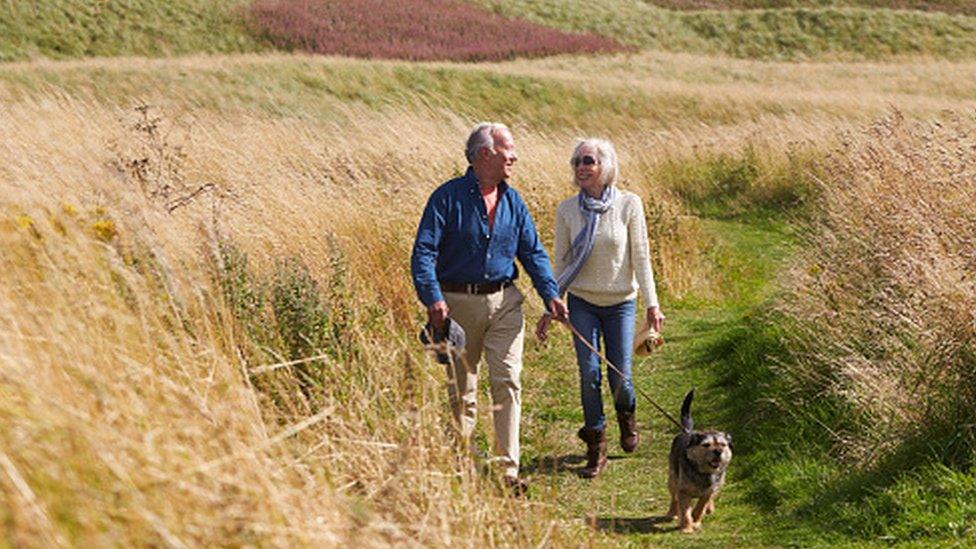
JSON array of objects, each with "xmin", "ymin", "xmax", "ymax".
[{"xmin": 573, "ymin": 144, "xmax": 604, "ymax": 196}]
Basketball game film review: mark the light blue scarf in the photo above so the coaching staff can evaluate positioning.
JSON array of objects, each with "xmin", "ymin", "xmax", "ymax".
[{"xmin": 556, "ymin": 185, "xmax": 616, "ymax": 296}]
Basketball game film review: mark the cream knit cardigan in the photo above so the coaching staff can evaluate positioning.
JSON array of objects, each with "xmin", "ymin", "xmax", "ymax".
[{"xmin": 553, "ymin": 189, "xmax": 659, "ymax": 308}]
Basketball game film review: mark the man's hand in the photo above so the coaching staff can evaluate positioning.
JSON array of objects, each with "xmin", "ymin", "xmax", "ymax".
[
  {"xmin": 548, "ymin": 297, "xmax": 568, "ymax": 321},
  {"xmin": 428, "ymin": 300, "xmax": 449, "ymax": 331},
  {"xmin": 535, "ymin": 314, "xmax": 552, "ymax": 342},
  {"xmin": 647, "ymin": 306, "xmax": 665, "ymax": 334}
]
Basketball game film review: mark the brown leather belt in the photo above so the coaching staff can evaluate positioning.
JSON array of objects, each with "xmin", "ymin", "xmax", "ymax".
[{"xmin": 440, "ymin": 280, "xmax": 514, "ymax": 295}]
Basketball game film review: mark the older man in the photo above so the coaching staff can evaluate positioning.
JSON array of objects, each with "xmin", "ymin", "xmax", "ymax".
[{"xmin": 411, "ymin": 122, "xmax": 567, "ymax": 491}]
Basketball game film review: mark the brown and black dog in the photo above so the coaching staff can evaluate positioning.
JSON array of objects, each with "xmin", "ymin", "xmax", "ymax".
[{"xmin": 665, "ymin": 390, "xmax": 733, "ymax": 533}]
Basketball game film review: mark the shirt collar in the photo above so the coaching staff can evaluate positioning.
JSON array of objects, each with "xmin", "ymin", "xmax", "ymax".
[{"xmin": 465, "ymin": 166, "xmax": 509, "ymax": 194}]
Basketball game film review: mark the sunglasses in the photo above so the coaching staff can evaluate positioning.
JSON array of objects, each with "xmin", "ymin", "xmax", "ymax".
[{"xmin": 572, "ymin": 155, "xmax": 598, "ymax": 167}]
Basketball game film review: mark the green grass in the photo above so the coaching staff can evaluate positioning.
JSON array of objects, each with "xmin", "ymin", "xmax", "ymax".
[
  {"xmin": 473, "ymin": 0, "xmax": 976, "ymax": 60},
  {"xmin": 0, "ymin": 0, "xmax": 267, "ymax": 62}
]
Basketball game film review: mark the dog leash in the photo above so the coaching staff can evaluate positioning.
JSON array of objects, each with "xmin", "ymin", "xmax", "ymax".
[{"xmin": 557, "ymin": 317, "xmax": 683, "ymax": 430}]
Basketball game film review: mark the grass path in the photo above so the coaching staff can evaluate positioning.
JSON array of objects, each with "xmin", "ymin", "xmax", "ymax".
[{"xmin": 517, "ymin": 218, "xmax": 846, "ymax": 546}]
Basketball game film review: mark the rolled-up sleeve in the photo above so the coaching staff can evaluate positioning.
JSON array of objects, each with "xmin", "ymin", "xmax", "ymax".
[{"xmin": 411, "ymin": 192, "xmax": 445, "ymax": 306}]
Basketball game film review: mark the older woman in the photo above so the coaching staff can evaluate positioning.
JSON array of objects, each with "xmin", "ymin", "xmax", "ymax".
[{"xmin": 537, "ymin": 138, "xmax": 664, "ymax": 479}]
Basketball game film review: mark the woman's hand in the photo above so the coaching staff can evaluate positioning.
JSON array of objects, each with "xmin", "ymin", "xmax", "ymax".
[
  {"xmin": 535, "ymin": 313, "xmax": 553, "ymax": 342},
  {"xmin": 647, "ymin": 306, "xmax": 665, "ymax": 334}
]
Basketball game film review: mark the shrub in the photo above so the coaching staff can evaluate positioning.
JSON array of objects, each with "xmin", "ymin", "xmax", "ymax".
[
  {"xmin": 215, "ymin": 239, "xmax": 352, "ymax": 403},
  {"xmin": 246, "ymin": 0, "xmax": 628, "ymax": 62},
  {"xmin": 270, "ymin": 258, "xmax": 336, "ymax": 360}
]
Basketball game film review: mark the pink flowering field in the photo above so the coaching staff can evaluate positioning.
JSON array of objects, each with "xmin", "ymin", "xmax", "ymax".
[{"xmin": 247, "ymin": 0, "xmax": 628, "ymax": 62}]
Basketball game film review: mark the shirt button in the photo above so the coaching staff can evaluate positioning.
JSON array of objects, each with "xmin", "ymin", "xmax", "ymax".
[
  {"xmin": 484, "ymin": 274, "xmax": 489, "ymax": 279},
  {"xmin": 487, "ymin": 253, "xmax": 491, "ymax": 259}
]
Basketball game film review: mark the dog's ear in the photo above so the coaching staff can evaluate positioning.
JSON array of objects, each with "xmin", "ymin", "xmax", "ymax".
[
  {"xmin": 689, "ymin": 433, "xmax": 705, "ymax": 447},
  {"xmin": 725, "ymin": 433, "xmax": 733, "ymax": 452}
]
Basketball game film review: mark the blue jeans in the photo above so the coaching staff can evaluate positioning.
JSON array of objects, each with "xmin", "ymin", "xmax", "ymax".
[{"xmin": 568, "ymin": 293, "xmax": 637, "ymax": 431}]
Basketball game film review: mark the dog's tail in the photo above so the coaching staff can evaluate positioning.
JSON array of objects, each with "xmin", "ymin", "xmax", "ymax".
[{"xmin": 680, "ymin": 389, "xmax": 694, "ymax": 433}]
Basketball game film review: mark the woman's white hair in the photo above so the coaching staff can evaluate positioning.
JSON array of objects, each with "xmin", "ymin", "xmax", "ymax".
[
  {"xmin": 465, "ymin": 122, "xmax": 510, "ymax": 164},
  {"xmin": 571, "ymin": 138, "xmax": 619, "ymax": 188}
]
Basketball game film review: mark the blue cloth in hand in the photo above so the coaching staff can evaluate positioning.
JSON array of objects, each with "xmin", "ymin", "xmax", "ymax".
[{"xmin": 419, "ymin": 317, "xmax": 466, "ymax": 365}]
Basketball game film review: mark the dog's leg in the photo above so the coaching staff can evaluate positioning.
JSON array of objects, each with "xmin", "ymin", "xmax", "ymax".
[
  {"xmin": 665, "ymin": 493, "xmax": 678, "ymax": 520},
  {"xmin": 678, "ymin": 496, "xmax": 695, "ymax": 533},
  {"xmin": 665, "ymin": 474, "xmax": 679, "ymax": 520},
  {"xmin": 704, "ymin": 498, "xmax": 715, "ymax": 515},
  {"xmin": 691, "ymin": 493, "xmax": 714, "ymax": 528}
]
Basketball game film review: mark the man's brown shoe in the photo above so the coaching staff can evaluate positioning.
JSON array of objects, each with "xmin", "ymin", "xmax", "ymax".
[
  {"xmin": 617, "ymin": 411, "xmax": 639, "ymax": 453},
  {"xmin": 577, "ymin": 426, "xmax": 608, "ymax": 479}
]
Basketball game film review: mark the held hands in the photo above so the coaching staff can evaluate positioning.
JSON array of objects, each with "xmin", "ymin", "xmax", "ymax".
[
  {"xmin": 536, "ymin": 297, "xmax": 568, "ymax": 342},
  {"xmin": 549, "ymin": 297, "xmax": 568, "ymax": 321}
]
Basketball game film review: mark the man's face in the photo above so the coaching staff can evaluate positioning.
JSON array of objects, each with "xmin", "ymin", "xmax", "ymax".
[{"xmin": 481, "ymin": 129, "xmax": 518, "ymax": 182}]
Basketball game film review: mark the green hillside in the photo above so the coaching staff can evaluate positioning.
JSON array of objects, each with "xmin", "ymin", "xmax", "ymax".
[{"xmin": 4, "ymin": 0, "xmax": 976, "ymax": 63}]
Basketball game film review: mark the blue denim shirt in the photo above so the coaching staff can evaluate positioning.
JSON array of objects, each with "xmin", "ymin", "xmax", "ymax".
[{"xmin": 411, "ymin": 167, "xmax": 559, "ymax": 307}]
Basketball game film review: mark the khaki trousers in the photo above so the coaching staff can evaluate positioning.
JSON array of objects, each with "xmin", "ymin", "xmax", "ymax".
[{"xmin": 443, "ymin": 285, "xmax": 525, "ymax": 478}]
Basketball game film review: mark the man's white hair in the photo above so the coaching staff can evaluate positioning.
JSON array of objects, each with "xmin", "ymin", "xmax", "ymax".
[
  {"xmin": 465, "ymin": 122, "xmax": 510, "ymax": 164},
  {"xmin": 571, "ymin": 138, "xmax": 619, "ymax": 188}
]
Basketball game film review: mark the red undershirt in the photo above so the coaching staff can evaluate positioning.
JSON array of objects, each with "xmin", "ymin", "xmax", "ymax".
[{"xmin": 481, "ymin": 185, "xmax": 499, "ymax": 231}]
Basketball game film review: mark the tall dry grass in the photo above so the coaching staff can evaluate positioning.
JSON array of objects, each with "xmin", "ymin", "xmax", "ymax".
[{"xmin": 776, "ymin": 111, "xmax": 976, "ymax": 465}]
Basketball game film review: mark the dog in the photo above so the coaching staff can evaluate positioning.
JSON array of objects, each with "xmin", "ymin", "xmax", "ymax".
[{"xmin": 665, "ymin": 390, "xmax": 733, "ymax": 533}]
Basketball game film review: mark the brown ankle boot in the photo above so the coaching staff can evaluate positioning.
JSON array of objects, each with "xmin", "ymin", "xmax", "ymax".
[
  {"xmin": 617, "ymin": 411, "xmax": 639, "ymax": 453},
  {"xmin": 577, "ymin": 426, "xmax": 608, "ymax": 478}
]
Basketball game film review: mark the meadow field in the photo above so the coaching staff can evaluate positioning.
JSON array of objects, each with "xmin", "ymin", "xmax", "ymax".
[{"xmin": 1, "ymin": 1, "xmax": 974, "ymax": 547}]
